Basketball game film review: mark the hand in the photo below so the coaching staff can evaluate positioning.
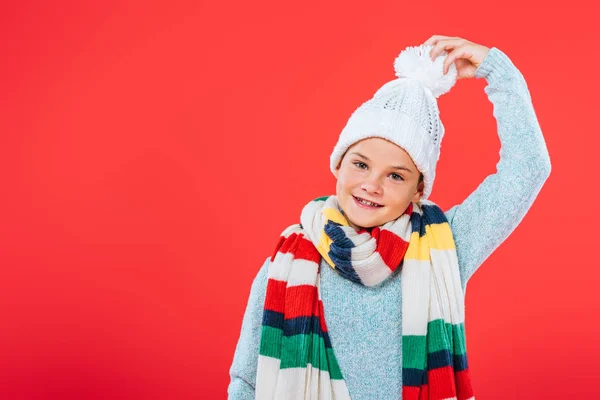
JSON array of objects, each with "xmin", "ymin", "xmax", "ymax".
[{"xmin": 422, "ymin": 35, "xmax": 490, "ymax": 79}]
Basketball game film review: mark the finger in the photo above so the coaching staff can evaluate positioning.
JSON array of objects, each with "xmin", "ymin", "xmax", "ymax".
[
  {"xmin": 423, "ymin": 35, "xmax": 450, "ymax": 46},
  {"xmin": 430, "ymin": 38, "xmax": 466, "ymax": 61},
  {"xmin": 444, "ymin": 47, "xmax": 473, "ymax": 74},
  {"xmin": 423, "ymin": 35, "xmax": 461, "ymax": 47}
]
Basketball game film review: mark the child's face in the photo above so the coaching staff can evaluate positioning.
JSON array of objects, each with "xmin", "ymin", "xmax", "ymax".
[{"xmin": 334, "ymin": 137, "xmax": 423, "ymax": 230}]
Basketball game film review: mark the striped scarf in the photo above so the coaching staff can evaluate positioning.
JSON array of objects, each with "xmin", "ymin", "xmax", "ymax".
[{"xmin": 255, "ymin": 195, "xmax": 474, "ymax": 399}]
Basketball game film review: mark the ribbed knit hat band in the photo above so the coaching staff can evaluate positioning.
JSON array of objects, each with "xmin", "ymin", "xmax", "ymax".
[{"xmin": 330, "ymin": 44, "xmax": 458, "ymax": 199}]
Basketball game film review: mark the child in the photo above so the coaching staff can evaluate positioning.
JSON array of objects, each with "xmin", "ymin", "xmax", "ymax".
[{"xmin": 228, "ymin": 35, "xmax": 551, "ymax": 400}]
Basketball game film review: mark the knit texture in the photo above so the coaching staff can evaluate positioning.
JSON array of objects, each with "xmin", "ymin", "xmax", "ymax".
[
  {"xmin": 228, "ymin": 47, "xmax": 552, "ymax": 400},
  {"xmin": 329, "ymin": 44, "xmax": 458, "ymax": 200},
  {"xmin": 256, "ymin": 196, "xmax": 474, "ymax": 399}
]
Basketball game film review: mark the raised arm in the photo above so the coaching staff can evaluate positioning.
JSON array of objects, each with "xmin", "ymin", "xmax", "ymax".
[
  {"xmin": 443, "ymin": 47, "xmax": 552, "ymax": 287},
  {"xmin": 227, "ymin": 257, "xmax": 269, "ymax": 399}
]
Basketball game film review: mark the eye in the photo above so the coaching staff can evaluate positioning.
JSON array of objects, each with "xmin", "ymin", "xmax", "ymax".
[
  {"xmin": 353, "ymin": 161, "xmax": 368, "ymax": 169},
  {"xmin": 389, "ymin": 173, "xmax": 404, "ymax": 181}
]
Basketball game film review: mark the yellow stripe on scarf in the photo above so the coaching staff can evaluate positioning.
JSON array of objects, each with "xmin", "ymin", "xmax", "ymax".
[
  {"xmin": 405, "ymin": 222, "xmax": 456, "ymax": 261},
  {"xmin": 317, "ymin": 206, "xmax": 349, "ymax": 269}
]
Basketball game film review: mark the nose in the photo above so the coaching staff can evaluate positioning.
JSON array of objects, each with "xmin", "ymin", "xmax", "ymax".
[{"xmin": 361, "ymin": 174, "xmax": 382, "ymax": 194}]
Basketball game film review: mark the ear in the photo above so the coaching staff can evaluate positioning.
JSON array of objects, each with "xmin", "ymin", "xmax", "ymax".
[
  {"xmin": 333, "ymin": 160, "xmax": 341, "ymax": 179},
  {"xmin": 411, "ymin": 191, "xmax": 423, "ymax": 203},
  {"xmin": 411, "ymin": 180, "xmax": 424, "ymax": 203}
]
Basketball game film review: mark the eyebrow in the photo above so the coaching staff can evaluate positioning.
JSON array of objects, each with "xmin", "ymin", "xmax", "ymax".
[{"xmin": 350, "ymin": 152, "xmax": 414, "ymax": 173}]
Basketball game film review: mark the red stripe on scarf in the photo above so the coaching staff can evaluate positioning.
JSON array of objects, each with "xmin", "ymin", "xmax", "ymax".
[
  {"xmin": 455, "ymin": 367, "xmax": 475, "ymax": 399},
  {"xmin": 270, "ymin": 236, "xmax": 285, "ymax": 262},
  {"xmin": 316, "ymin": 300, "xmax": 328, "ymax": 332},
  {"xmin": 284, "ymin": 284, "xmax": 318, "ymax": 319},
  {"xmin": 264, "ymin": 279, "xmax": 287, "ymax": 313},
  {"xmin": 402, "ymin": 384, "xmax": 429, "ymax": 400},
  {"xmin": 372, "ymin": 227, "xmax": 409, "ymax": 272},
  {"xmin": 271, "ymin": 231, "xmax": 321, "ymax": 264},
  {"xmin": 420, "ymin": 384, "xmax": 429, "ymax": 400},
  {"xmin": 264, "ymin": 274, "xmax": 329, "ymax": 331},
  {"xmin": 427, "ymin": 365, "xmax": 457, "ymax": 399}
]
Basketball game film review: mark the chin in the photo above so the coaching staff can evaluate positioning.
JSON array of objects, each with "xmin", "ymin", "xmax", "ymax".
[{"xmin": 345, "ymin": 213, "xmax": 381, "ymax": 230}]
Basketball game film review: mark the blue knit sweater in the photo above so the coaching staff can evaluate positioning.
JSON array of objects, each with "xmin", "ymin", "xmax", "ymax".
[{"xmin": 228, "ymin": 47, "xmax": 551, "ymax": 399}]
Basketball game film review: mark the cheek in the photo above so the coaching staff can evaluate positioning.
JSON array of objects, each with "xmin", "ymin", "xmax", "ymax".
[
  {"xmin": 338, "ymin": 168, "xmax": 359, "ymax": 187},
  {"xmin": 336, "ymin": 176, "xmax": 349, "ymax": 197},
  {"xmin": 336, "ymin": 172, "xmax": 353, "ymax": 198},
  {"xmin": 390, "ymin": 186, "xmax": 409, "ymax": 200}
]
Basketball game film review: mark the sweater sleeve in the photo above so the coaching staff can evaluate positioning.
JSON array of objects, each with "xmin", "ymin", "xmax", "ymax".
[
  {"xmin": 227, "ymin": 257, "xmax": 270, "ymax": 400},
  {"xmin": 444, "ymin": 47, "xmax": 552, "ymax": 288}
]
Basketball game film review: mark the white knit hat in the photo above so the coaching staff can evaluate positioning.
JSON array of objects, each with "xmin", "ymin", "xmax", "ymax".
[{"xmin": 330, "ymin": 44, "xmax": 458, "ymax": 200}]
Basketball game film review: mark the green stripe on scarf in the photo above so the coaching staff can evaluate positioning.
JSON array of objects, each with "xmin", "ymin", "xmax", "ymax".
[
  {"xmin": 259, "ymin": 326, "xmax": 344, "ymax": 379},
  {"xmin": 402, "ymin": 320, "xmax": 468, "ymax": 369}
]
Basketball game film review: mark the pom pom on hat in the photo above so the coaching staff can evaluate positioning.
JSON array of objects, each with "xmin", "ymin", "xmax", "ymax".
[{"xmin": 393, "ymin": 44, "xmax": 457, "ymax": 98}]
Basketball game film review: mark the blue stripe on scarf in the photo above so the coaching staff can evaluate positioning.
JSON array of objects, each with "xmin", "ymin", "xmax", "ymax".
[
  {"xmin": 262, "ymin": 309, "xmax": 284, "ymax": 329},
  {"xmin": 323, "ymin": 221, "xmax": 362, "ymax": 284},
  {"xmin": 403, "ymin": 351, "xmax": 469, "ymax": 388},
  {"xmin": 453, "ymin": 353, "xmax": 469, "ymax": 371},
  {"xmin": 421, "ymin": 204, "xmax": 448, "ymax": 226},
  {"xmin": 428, "ymin": 349, "xmax": 453, "ymax": 369},
  {"xmin": 411, "ymin": 204, "xmax": 449, "ymax": 237},
  {"xmin": 410, "ymin": 210, "xmax": 426, "ymax": 237},
  {"xmin": 403, "ymin": 367, "xmax": 427, "ymax": 386},
  {"xmin": 428, "ymin": 349, "xmax": 468, "ymax": 371},
  {"xmin": 262, "ymin": 310, "xmax": 333, "ymax": 348}
]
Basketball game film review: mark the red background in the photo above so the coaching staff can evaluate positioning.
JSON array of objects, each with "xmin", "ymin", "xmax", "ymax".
[{"xmin": 1, "ymin": 1, "xmax": 598, "ymax": 399}]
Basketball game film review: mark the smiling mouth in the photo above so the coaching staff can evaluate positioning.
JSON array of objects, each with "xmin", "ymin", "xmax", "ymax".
[{"xmin": 352, "ymin": 195, "xmax": 383, "ymax": 207}]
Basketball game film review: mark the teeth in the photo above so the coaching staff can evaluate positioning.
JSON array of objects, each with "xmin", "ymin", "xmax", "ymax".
[{"xmin": 357, "ymin": 197, "xmax": 379, "ymax": 207}]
